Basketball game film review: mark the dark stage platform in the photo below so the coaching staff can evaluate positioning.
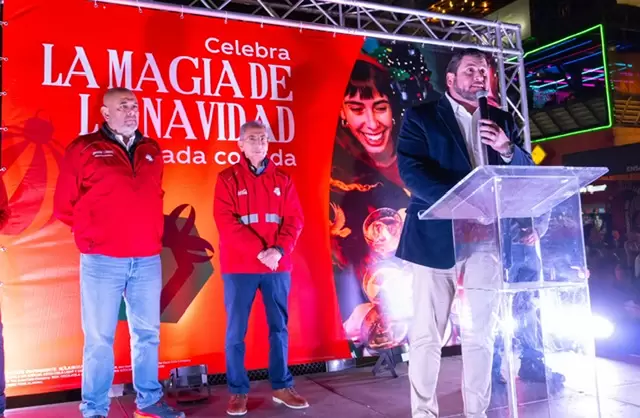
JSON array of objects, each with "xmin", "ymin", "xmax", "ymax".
[{"xmin": 7, "ymin": 355, "xmax": 640, "ymax": 417}]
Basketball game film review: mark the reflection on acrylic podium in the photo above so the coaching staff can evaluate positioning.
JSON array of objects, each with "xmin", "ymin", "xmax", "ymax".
[{"xmin": 419, "ymin": 165, "xmax": 608, "ymax": 418}]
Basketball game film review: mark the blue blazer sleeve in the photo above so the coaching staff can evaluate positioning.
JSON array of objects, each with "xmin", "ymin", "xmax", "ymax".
[
  {"xmin": 503, "ymin": 112, "xmax": 533, "ymax": 166},
  {"xmin": 396, "ymin": 107, "xmax": 455, "ymax": 206}
]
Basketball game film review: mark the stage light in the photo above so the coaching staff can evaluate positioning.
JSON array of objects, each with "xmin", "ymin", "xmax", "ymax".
[
  {"xmin": 592, "ymin": 315, "xmax": 615, "ymax": 340},
  {"xmin": 167, "ymin": 365, "xmax": 211, "ymax": 403}
]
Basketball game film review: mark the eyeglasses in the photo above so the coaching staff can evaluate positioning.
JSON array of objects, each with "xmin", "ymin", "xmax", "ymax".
[{"xmin": 243, "ymin": 135, "xmax": 268, "ymax": 143}]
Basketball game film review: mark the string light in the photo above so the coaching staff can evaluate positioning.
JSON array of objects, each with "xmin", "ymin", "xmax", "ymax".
[{"xmin": 428, "ymin": 0, "xmax": 491, "ymax": 15}]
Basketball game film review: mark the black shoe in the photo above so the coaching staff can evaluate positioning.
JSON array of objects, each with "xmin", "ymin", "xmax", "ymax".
[
  {"xmin": 519, "ymin": 358, "xmax": 565, "ymax": 384},
  {"xmin": 492, "ymin": 371, "xmax": 507, "ymax": 385}
]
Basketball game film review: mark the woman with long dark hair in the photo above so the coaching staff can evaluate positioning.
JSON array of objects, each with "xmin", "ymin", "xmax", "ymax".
[{"xmin": 329, "ymin": 55, "xmax": 416, "ymax": 356}]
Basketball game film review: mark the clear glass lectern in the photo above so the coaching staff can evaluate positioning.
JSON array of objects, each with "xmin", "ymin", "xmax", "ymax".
[{"xmin": 419, "ymin": 165, "xmax": 608, "ymax": 418}]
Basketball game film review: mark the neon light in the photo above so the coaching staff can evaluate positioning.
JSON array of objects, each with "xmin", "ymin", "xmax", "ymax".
[
  {"xmin": 524, "ymin": 24, "xmax": 603, "ymax": 58},
  {"xmin": 557, "ymin": 73, "xmax": 604, "ymax": 89},
  {"xmin": 532, "ymin": 66, "xmax": 604, "ymax": 90},
  {"xmin": 525, "ymin": 40, "xmax": 592, "ymax": 66},
  {"xmin": 530, "ymin": 24, "xmax": 612, "ymax": 144},
  {"xmin": 530, "ymin": 37, "xmax": 578, "ymax": 55},
  {"xmin": 563, "ymin": 50, "xmax": 602, "ymax": 66},
  {"xmin": 528, "ymin": 45, "xmax": 601, "ymax": 72}
]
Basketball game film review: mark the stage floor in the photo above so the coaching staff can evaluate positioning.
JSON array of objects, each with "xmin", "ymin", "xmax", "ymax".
[{"xmin": 7, "ymin": 354, "xmax": 640, "ymax": 417}]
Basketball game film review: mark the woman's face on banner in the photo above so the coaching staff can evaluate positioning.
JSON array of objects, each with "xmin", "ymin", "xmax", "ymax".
[{"xmin": 341, "ymin": 91, "xmax": 393, "ymax": 156}]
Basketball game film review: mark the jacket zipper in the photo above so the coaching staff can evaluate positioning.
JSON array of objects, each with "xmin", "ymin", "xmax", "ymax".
[
  {"xmin": 120, "ymin": 143, "xmax": 137, "ymax": 178},
  {"xmin": 128, "ymin": 143, "xmax": 137, "ymax": 178},
  {"xmin": 99, "ymin": 124, "xmax": 139, "ymax": 177},
  {"xmin": 131, "ymin": 154, "xmax": 136, "ymax": 178}
]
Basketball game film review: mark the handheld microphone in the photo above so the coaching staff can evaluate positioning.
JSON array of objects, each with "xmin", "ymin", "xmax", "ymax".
[
  {"xmin": 474, "ymin": 90, "xmax": 490, "ymax": 167},
  {"xmin": 475, "ymin": 90, "xmax": 489, "ymax": 120}
]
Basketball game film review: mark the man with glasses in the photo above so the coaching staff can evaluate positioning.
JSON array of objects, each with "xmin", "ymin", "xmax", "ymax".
[
  {"xmin": 54, "ymin": 87, "xmax": 184, "ymax": 418},
  {"xmin": 213, "ymin": 120, "xmax": 307, "ymax": 416}
]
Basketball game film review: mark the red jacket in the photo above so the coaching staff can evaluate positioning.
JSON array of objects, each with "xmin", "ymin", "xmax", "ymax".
[
  {"xmin": 53, "ymin": 125, "xmax": 165, "ymax": 257},
  {"xmin": 214, "ymin": 157, "xmax": 304, "ymax": 274}
]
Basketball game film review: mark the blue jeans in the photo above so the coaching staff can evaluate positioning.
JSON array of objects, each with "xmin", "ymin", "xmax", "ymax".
[
  {"xmin": 223, "ymin": 273, "xmax": 293, "ymax": 394},
  {"xmin": 79, "ymin": 254, "xmax": 164, "ymax": 417}
]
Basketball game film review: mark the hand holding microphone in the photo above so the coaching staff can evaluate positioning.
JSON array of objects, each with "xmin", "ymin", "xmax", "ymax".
[{"xmin": 475, "ymin": 90, "xmax": 513, "ymax": 157}]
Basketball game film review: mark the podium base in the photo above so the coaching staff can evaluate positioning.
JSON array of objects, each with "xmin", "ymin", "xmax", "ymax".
[{"xmin": 460, "ymin": 282, "xmax": 601, "ymax": 418}]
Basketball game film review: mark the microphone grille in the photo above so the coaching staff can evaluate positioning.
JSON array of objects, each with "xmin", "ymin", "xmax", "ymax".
[{"xmin": 475, "ymin": 90, "xmax": 489, "ymax": 99}]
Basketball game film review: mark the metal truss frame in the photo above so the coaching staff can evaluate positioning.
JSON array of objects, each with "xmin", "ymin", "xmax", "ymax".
[{"xmin": 95, "ymin": 0, "xmax": 531, "ymax": 151}]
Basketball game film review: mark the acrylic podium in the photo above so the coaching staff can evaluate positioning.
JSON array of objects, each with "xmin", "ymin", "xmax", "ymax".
[{"xmin": 419, "ymin": 165, "xmax": 608, "ymax": 418}]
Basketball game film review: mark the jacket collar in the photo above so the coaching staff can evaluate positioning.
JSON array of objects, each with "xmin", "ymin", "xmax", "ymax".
[
  {"xmin": 238, "ymin": 155, "xmax": 274, "ymax": 175},
  {"xmin": 100, "ymin": 123, "xmax": 143, "ymax": 147}
]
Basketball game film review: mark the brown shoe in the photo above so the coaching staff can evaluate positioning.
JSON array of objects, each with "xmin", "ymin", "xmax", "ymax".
[
  {"xmin": 272, "ymin": 387, "xmax": 309, "ymax": 409},
  {"xmin": 227, "ymin": 394, "xmax": 248, "ymax": 416}
]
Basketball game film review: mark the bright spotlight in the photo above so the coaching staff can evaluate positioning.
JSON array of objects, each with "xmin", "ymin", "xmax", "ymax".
[{"xmin": 592, "ymin": 315, "xmax": 615, "ymax": 339}]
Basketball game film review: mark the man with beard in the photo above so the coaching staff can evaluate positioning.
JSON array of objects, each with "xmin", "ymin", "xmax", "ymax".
[
  {"xmin": 54, "ymin": 87, "xmax": 184, "ymax": 418},
  {"xmin": 395, "ymin": 48, "xmax": 534, "ymax": 418}
]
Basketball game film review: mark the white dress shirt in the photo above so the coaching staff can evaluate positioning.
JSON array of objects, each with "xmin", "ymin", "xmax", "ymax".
[
  {"xmin": 113, "ymin": 132, "xmax": 136, "ymax": 151},
  {"xmin": 445, "ymin": 93, "xmax": 512, "ymax": 167}
]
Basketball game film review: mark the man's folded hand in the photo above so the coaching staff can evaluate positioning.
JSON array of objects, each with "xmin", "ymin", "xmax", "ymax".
[{"xmin": 258, "ymin": 248, "xmax": 282, "ymax": 271}]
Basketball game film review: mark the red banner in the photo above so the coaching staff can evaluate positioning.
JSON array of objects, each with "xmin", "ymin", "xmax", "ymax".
[{"xmin": 1, "ymin": 0, "xmax": 363, "ymax": 396}]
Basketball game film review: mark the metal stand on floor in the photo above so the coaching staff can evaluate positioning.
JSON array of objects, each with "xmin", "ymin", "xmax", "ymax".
[
  {"xmin": 372, "ymin": 348, "xmax": 398, "ymax": 378},
  {"xmin": 167, "ymin": 365, "xmax": 212, "ymax": 404}
]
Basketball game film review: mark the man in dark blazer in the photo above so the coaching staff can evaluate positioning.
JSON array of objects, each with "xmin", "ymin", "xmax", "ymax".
[{"xmin": 395, "ymin": 48, "xmax": 534, "ymax": 418}]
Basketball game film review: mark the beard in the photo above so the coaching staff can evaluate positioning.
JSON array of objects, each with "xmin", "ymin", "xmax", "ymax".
[{"xmin": 453, "ymin": 83, "xmax": 479, "ymax": 102}]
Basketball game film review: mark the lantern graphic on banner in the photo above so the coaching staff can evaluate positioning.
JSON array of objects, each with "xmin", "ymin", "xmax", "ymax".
[
  {"xmin": 1, "ymin": 112, "xmax": 66, "ymax": 236},
  {"xmin": 363, "ymin": 207, "xmax": 404, "ymax": 257}
]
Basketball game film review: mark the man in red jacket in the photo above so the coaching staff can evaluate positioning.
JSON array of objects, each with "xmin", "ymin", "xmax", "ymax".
[
  {"xmin": 214, "ymin": 120, "xmax": 307, "ymax": 416},
  {"xmin": 53, "ymin": 87, "xmax": 184, "ymax": 418}
]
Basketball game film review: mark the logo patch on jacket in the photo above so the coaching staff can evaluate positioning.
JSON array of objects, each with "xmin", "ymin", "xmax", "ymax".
[
  {"xmin": 274, "ymin": 187, "xmax": 281, "ymax": 196},
  {"xmin": 238, "ymin": 189, "xmax": 248, "ymax": 196},
  {"xmin": 92, "ymin": 150, "xmax": 114, "ymax": 158},
  {"xmin": 145, "ymin": 154, "xmax": 154, "ymax": 162}
]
